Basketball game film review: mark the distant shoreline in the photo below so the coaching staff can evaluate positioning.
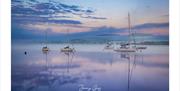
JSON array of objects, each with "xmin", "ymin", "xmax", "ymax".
[{"xmin": 12, "ymin": 40, "xmax": 169, "ymax": 45}]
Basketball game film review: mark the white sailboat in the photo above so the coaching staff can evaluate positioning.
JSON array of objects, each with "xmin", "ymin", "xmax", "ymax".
[
  {"xmin": 61, "ymin": 46, "xmax": 75, "ymax": 52},
  {"xmin": 114, "ymin": 13, "xmax": 136, "ymax": 52},
  {"xmin": 114, "ymin": 43, "xmax": 136, "ymax": 52},
  {"xmin": 136, "ymin": 46, "xmax": 147, "ymax": 50},
  {"xmin": 42, "ymin": 31, "xmax": 49, "ymax": 52},
  {"xmin": 104, "ymin": 42, "xmax": 114, "ymax": 50},
  {"xmin": 136, "ymin": 38, "xmax": 147, "ymax": 50},
  {"xmin": 42, "ymin": 2, "xmax": 50, "ymax": 52},
  {"xmin": 61, "ymin": 29, "xmax": 75, "ymax": 52}
]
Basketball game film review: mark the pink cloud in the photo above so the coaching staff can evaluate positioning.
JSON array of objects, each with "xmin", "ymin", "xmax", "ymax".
[{"xmin": 136, "ymin": 27, "xmax": 169, "ymax": 36}]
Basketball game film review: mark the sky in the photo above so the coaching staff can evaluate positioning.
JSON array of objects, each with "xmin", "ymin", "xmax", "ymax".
[{"xmin": 12, "ymin": 0, "xmax": 169, "ymax": 42}]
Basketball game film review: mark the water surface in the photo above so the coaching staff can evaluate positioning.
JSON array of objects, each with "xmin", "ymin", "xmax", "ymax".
[{"xmin": 12, "ymin": 44, "xmax": 169, "ymax": 91}]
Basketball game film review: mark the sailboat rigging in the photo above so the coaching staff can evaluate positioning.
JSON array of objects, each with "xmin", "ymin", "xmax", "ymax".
[
  {"xmin": 42, "ymin": 31, "xmax": 50, "ymax": 52},
  {"xmin": 61, "ymin": 29, "xmax": 75, "ymax": 52},
  {"xmin": 42, "ymin": 0, "xmax": 51, "ymax": 52},
  {"xmin": 114, "ymin": 13, "xmax": 136, "ymax": 52}
]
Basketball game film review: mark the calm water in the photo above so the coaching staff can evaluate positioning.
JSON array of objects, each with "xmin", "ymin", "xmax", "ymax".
[{"xmin": 12, "ymin": 44, "xmax": 169, "ymax": 91}]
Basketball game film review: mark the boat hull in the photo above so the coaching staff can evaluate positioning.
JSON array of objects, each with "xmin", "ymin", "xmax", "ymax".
[
  {"xmin": 104, "ymin": 46, "xmax": 114, "ymax": 50},
  {"xmin": 136, "ymin": 46, "xmax": 147, "ymax": 49},
  {"xmin": 61, "ymin": 48, "xmax": 75, "ymax": 52},
  {"xmin": 42, "ymin": 47, "xmax": 49, "ymax": 52},
  {"xmin": 114, "ymin": 48, "xmax": 136, "ymax": 52}
]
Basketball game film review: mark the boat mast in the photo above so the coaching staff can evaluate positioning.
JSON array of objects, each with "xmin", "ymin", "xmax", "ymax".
[
  {"xmin": 67, "ymin": 29, "xmax": 70, "ymax": 46},
  {"xmin": 128, "ymin": 13, "xmax": 131, "ymax": 45},
  {"xmin": 45, "ymin": 31, "xmax": 47, "ymax": 47},
  {"xmin": 44, "ymin": 0, "xmax": 51, "ymax": 47},
  {"xmin": 128, "ymin": 13, "xmax": 136, "ymax": 47}
]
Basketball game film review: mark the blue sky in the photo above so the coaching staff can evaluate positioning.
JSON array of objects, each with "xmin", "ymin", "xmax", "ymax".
[{"xmin": 12, "ymin": 0, "xmax": 169, "ymax": 42}]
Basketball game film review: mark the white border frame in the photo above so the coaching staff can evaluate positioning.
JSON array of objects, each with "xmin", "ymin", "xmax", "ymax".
[
  {"xmin": 0, "ymin": 0, "xmax": 11, "ymax": 91},
  {"xmin": 0, "ymin": 0, "xmax": 180, "ymax": 91},
  {"xmin": 170, "ymin": 0, "xmax": 180, "ymax": 91}
]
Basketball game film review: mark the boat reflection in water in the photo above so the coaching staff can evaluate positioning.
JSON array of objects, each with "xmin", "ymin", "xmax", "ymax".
[
  {"xmin": 61, "ymin": 51, "xmax": 75, "ymax": 73},
  {"xmin": 12, "ymin": 44, "xmax": 168, "ymax": 91},
  {"xmin": 120, "ymin": 53, "xmax": 138, "ymax": 91}
]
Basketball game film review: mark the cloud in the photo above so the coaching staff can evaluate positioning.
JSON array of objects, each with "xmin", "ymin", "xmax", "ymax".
[
  {"xmin": 160, "ymin": 14, "xmax": 169, "ymax": 17},
  {"xmin": 12, "ymin": 0, "xmax": 22, "ymax": 3},
  {"xmin": 12, "ymin": 0, "xmax": 107, "ymax": 28},
  {"xmin": 132, "ymin": 22, "xmax": 169, "ymax": 36},
  {"xmin": 80, "ymin": 15, "xmax": 107, "ymax": 20},
  {"xmin": 73, "ymin": 22, "xmax": 169, "ymax": 37},
  {"xmin": 12, "ymin": 0, "xmax": 94, "ymax": 15},
  {"xmin": 12, "ymin": 17, "xmax": 169, "ymax": 42},
  {"xmin": 49, "ymin": 19, "xmax": 82, "ymax": 24},
  {"xmin": 66, "ymin": 22, "xmax": 169, "ymax": 38},
  {"xmin": 12, "ymin": 15, "xmax": 82, "ymax": 25},
  {"xmin": 132, "ymin": 23, "xmax": 169, "ymax": 30},
  {"xmin": 12, "ymin": 0, "xmax": 95, "ymax": 20}
]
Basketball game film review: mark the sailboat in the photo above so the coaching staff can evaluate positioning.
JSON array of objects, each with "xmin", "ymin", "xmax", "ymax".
[
  {"xmin": 136, "ymin": 37, "xmax": 147, "ymax": 50},
  {"xmin": 104, "ymin": 42, "xmax": 114, "ymax": 50},
  {"xmin": 61, "ymin": 46, "xmax": 75, "ymax": 52},
  {"xmin": 42, "ymin": 31, "xmax": 49, "ymax": 52},
  {"xmin": 136, "ymin": 46, "xmax": 147, "ymax": 50},
  {"xmin": 61, "ymin": 29, "xmax": 75, "ymax": 52},
  {"xmin": 114, "ymin": 13, "xmax": 136, "ymax": 52}
]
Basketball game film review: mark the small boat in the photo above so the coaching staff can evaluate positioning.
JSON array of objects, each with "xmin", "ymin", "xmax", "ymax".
[
  {"xmin": 136, "ymin": 42, "xmax": 147, "ymax": 50},
  {"xmin": 134, "ymin": 30, "xmax": 147, "ymax": 50},
  {"xmin": 61, "ymin": 29, "xmax": 75, "ymax": 53},
  {"xmin": 42, "ymin": 46, "xmax": 49, "ymax": 52},
  {"xmin": 61, "ymin": 46, "xmax": 75, "ymax": 52},
  {"xmin": 114, "ymin": 48, "xmax": 136, "ymax": 52},
  {"xmin": 42, "ymin": 31, "xmax": 49, "ymax": 52},
  {"xmin": 136, "ymin": 46, "xmax": 147, "ymax": 50},
  {"xmin": 114, "ymin": 43, "xmax": 136, "ymax": 52},
  {"xmin": 104, "ymin": 42, "xmax": 114, "ymax": 49}
]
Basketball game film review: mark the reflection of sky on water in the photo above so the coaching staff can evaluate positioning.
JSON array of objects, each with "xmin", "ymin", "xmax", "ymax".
[{"xmin": 12, "ymin": 44, "xmax": 169, "ymax": 91}]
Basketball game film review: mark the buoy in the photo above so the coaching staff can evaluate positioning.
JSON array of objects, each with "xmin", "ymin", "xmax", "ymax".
[{"xmin": 24, "ymin": 51, "xmax": 27, "ymax": 55}]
